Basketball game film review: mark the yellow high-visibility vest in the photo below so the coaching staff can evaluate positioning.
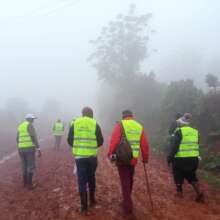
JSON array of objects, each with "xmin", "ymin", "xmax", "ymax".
[
  {"xmin": 17, "ymin": 121, "xmax": 35, "ymax": 148},
  {"xmin": 121, "ymin": 119, "xmax": 143, "ymax": 158},
  {"xmin": 53, "ymin": 122, "xmax": 64, "ymax": 136},
  {"xmin": 175, "ymin": 126, "xmax": 199, "ymax": 158},
  {"xmin": 72, "ymin": 117, "xmax": 98, "ymax": 157}
]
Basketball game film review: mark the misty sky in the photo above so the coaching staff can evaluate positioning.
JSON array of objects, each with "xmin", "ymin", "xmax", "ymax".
[{"xmin": 0, "ymin": 0, "xmax": 219, "ymax": 112}]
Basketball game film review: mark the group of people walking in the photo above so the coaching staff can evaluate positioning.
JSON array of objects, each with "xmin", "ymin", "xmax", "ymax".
[{"xmin": 16, "ymin": 107, "xmax": 204, "ymax": 218}]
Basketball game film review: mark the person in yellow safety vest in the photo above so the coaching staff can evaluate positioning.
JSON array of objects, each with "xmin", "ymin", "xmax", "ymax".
[
  {"xmin": 167, "ymin": 113, "xmax": 204, "ymax": 202},
  {"xmin": 67, "ymin": 107, "xmax": 104, "ymax": 215},
  {"xmin": 16, "ymin": 114, "xmax": 41, "ymax": 190},
  {"xmin": 107, "ymin": 110, "xmax": 150, "ymax": 216},
  {"xmin": 53, "ymin": 119, "xmax": 64, "ymax": 150}
]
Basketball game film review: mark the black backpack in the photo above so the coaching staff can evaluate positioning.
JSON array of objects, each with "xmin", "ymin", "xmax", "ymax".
[{"xmin": 114, "ymin": 122, "xmax": 133, "ymax": 165}]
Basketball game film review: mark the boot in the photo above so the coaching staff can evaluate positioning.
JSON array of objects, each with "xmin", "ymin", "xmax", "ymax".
[
  {"xmin": 89, "ymin": 190, "xmax": 96, "ymax": 207},
  {"xmin": 80, "ymin": 192, "xmax": 88, "ymax": 215},
  {"xmin": 23, "ymin": 173, "xmax": 28, "ymax": 187},
  {"xmin": 195, "ymin": 193, "xmax": 205, "ymax": 203},
  {"xmin": 175, "ymin": 184, "xmax": 183, "ymax": 198},
  {"xmin": 192, "ymin": 182, "xmax": 205, "ymax": 203},
  {"xmin": 27, "ymin": 173, "xmax": 36, "ymax": 190}
]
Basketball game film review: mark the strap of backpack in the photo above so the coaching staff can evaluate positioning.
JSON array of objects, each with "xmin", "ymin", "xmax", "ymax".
[
  {"xmin": 120, "ymin": 122, "xmax": 126, "ymax": 138},
  {"xmin": 120, "ymin": 121, "xmax": 131, "ymax": 145}
]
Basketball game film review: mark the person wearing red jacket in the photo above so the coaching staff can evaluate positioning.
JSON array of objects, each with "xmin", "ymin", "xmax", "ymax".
[{"xmin": 107, "ymin": 110, "xmax": 150, "ymax": 216}]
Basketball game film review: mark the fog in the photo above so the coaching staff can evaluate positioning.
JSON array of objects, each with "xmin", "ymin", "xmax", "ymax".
[{"xmin": 0, "ymin": 0, "xmax": 219, "ymax": 112}]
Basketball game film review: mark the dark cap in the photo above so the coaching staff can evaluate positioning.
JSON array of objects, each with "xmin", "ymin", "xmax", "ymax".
[
  {"xmin": 175, "ymin": 112, "xmax": 183, "ymax": 119},
  {"xmin": 122, "ymin": 110, "xmax": 133, "ymax": 118},
  {"xmin": 82, "ymin": 107, "xmax": 93, "ymax": 118}
]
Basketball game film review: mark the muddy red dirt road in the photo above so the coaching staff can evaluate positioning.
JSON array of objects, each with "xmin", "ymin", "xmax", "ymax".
[{"xmin": 0, "ymin": 144, "xmax": 220, "ymax": 220}]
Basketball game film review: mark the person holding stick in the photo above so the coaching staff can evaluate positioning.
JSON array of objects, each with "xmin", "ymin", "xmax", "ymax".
[{"xmin": 108, "ymin": 110, "xmax": 150, "ymax": 217}]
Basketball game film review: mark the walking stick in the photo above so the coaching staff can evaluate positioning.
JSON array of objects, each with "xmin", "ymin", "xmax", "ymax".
[{"xmin": 143, "ymin": 163, "xmax": 154, "ymax": 212}]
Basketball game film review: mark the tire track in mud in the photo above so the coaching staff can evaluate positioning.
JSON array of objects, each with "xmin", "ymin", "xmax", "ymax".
[{"xmin": 0, "ymin": 145, "xmax": 220, "ymax": 220}]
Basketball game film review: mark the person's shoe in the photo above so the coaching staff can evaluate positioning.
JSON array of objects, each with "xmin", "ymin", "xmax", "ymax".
[
  {"xmin": 195, "ymin": 193, "xmax": 205, "ymax": 203},
  {"xmin": 27, "ymin": 173, "xmax": 37, "ymax": 190},
  {"xmin": 89, "ymin": 191, "xmax": 96, "ymax": 207},
  {"xmin": 80, "ymin": 192, "xmax": 88, "ymax": 214},
  {"xmin": 80, "ymin": 208, "xmax": 88, "ymax": 216},
  {"xmin": 123, "ymin": 212, "xmax": 135, "ymax": 220},
  {"xmin": 27, "ymin": 183, "xmax": 38, "ymax": 190},
  {"xmin": 23, "ymin": 174, "xmax": 28, "ymax": 188}
]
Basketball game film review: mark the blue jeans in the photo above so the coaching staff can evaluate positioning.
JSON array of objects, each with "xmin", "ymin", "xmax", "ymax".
[
  {"xmin": 19, "ymin": 150, "xmax": 36, "ymax": 175},
  {"xmin": 75, "ymin": 157, "xmax": 97, "ymax": 194}
]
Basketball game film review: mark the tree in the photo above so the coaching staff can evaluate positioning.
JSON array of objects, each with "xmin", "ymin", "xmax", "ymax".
[
  {"xmin": 88, "ymin": 5, "xmax": 160, "ymax": 129},
  {"xmin": 160, "ymin": 79, "xmax": 203, "ymax": 130},
  {"xmin": 205, "ymin": 74, "xmax": 219, "ymax": 92},
  {"xmin": 88, "ymin": 4, "xmax": 152, "ymax": 87}
]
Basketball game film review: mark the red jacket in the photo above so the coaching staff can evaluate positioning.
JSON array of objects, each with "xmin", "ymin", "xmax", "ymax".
[{"xmin": 107, "ymin": 117, "xmax": 150, "ymax": 166}]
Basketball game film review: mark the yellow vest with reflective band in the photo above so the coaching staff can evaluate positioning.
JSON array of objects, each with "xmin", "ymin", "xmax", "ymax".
[
  {"xmin": 17, "ymin": 121, "xmax": 35, "ymax": 149},
  {"xmin": 72, "ymin": 117, "xmax": 98, "ymax": 157},
  {"xmin": 121, "ymin": 119, "xmax": 143, "ymax": 158},
  {"xmin": 53, "ymin": 122, "xmax": 64, "ymax": 136},
  {"xmin": 175, "ymin": 126, "xmax": 199, "ymax": 158}
]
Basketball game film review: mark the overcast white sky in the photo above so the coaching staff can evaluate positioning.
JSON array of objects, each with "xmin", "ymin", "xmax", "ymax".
[{"xmin": 0, "ymin": 0, "xmax": 219, "ymax": 111}]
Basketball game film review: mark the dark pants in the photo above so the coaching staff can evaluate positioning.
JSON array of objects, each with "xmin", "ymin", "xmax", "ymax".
[
  {"xmin": 54, "ymin": 136, "xmax": 62, "ymax": 149},
  {"xmin": 172, "ymin": 157, "xmax": 199, "ymax": 192},
  {"xmin": 118, "ymin": 165, "xmax": 135, "ymax": 214},
  {"xmin": 75, "ymin": 157, "xmax": 97, "ymax": 194},
  {"xmin": 19, "ymin": 150, "xmax": 36, "ymax": 175}
]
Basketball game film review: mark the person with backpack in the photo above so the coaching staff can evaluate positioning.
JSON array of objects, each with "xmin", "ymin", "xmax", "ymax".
[
  {"xmin": 165, "ymin": 112, "xmax": 183, "ymax": 155},
  {"xmin": 107, "ymin": 110, "xmax": 150, "ymax": 217}
]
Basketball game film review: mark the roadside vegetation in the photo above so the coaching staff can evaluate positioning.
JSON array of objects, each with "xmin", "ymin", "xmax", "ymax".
[{"xmin": 89, "ymin": 4, "xmax": 220, "ymax": 185}]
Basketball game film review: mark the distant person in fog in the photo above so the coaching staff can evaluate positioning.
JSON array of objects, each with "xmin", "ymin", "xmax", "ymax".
[{"xmin": 53, "ymin": 119, "xmax": 64, "ymax": 150}]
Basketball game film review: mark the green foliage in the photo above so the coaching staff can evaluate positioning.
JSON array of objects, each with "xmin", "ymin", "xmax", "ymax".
[
  {"xmin": 207, "ymin": 130, "xmax": 220, "ymax": 143},
  {"xmin": 198, "ymin": 170, "xmax": 220, "ymax": 188},
  {"xmin": 196, "ymin": 91, "xmax": 220, "ymax": 141},
  {"xmin": 197, "ymin": 145, "xmax": 220, "ymax": 173},
  {"xmin": 89, "ymin": 6, "xmax": 220, "ymax": 185},
  {"xmin": 159, "ymin": 79, "xmax": 203, "ymax": 133}
]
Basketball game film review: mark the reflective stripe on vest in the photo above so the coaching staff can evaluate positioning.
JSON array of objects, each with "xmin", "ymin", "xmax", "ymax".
[
  {"xmin": 121, "ymin": 119, "xmax": 143, "ymax": 158},
  {"xmin": 175, "ymin": 126, "xmax": 199, "ymax": 158},
  {"xmin": 72, "ymin": 117, "xmax": 97, "ymax": 157},
  {"xmin": 17, "ymin": 121, "xmax": 35, "ymax": 148},
  {"xmin": 53, "ymin": 122, "xmax": 64, "ymax": 136}
]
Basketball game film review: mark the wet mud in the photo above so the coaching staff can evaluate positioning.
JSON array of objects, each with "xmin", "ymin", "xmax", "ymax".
[{"xmin": 0, "ymin": 141, "xmax": 220, "ymax": 220}]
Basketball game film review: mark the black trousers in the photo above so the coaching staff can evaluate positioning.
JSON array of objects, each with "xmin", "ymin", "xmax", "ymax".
[{"xmin": 172, "ymin": 157, "xmax": 199, "ymax": 185}]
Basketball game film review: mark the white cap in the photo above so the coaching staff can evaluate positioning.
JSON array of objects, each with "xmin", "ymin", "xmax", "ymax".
[
  {"xmin": 177, "ymin": 116, "xmax": 190, "ymax": 125},
  {"xmin": 25, "ymin": 113, "xmax": 37, "ymax": 119}
]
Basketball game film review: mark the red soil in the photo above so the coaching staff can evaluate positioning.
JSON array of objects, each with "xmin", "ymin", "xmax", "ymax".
[{"xmin": 0, "ymin": 141, "xmax": 220, "ymax": 220}]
